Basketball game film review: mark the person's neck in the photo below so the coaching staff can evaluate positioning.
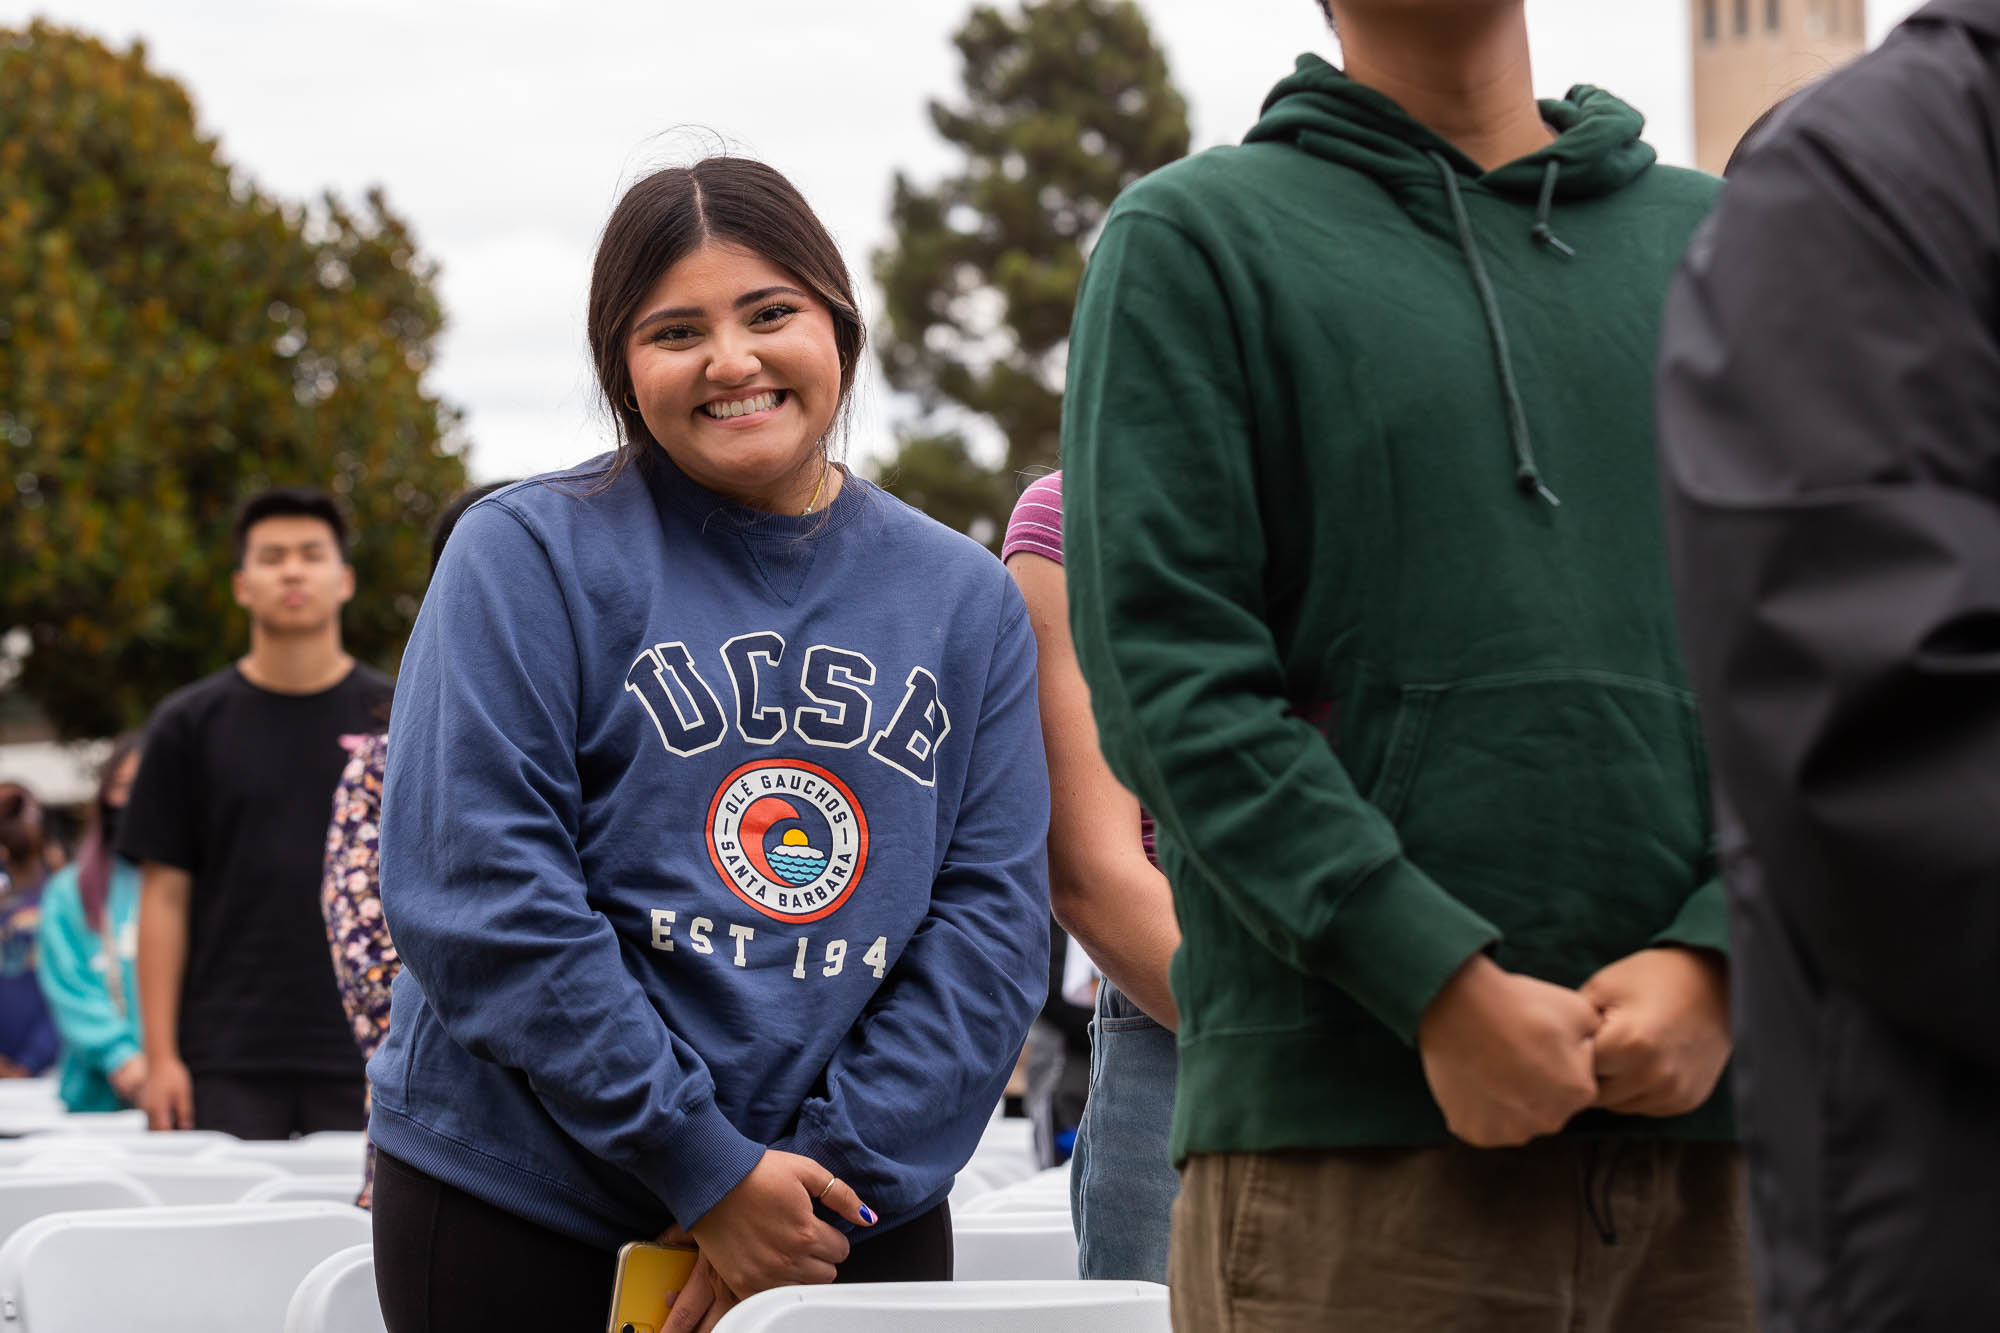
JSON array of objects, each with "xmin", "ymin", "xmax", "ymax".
[
  {"xmin": 238, "ymin": 628, "xmax": 352, "ymax": 695},
  {"xmin": 1335, "ymin": 5, "xmax": 1551, "ymax": 171},
  {"xmin": 735, "ymin": 458, "xmax": 843, "ymax": 517}
]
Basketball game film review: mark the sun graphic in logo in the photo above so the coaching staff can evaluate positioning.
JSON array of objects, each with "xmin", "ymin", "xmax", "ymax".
[
  {"xmin": 767, "ymin": 827, "xmax": 827, "ymax": 886},
  {"xmin": 707, "ymin": 759, "xmax": 869, "ymax": 923}
]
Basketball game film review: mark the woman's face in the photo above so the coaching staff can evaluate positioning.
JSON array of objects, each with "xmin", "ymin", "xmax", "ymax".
[{"xmin": 624, "ymin": 240, "xmax": 843, "ymax": 512}]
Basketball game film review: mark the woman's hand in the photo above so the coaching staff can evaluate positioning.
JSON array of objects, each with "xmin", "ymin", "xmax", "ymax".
[
  {"xmin": 107, "ymin": 1054, "xmax": 148, "ymax": 1105},
  {"xmin": 687, "ymin": 1150, "xmax": 876, "ymax": 1297},
  {"xmin": 661, "ymin": 1254, "xmax": 739, "ymax": 1333}
]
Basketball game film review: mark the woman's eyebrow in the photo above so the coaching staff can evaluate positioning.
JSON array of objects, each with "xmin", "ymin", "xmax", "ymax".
[{"xmin": 632, "ymin": 286, "xmax": 809, "ymax": 335}]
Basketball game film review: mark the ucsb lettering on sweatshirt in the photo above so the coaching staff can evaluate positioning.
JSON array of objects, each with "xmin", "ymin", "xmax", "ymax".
[{"xmin": 372, "ymin": 453, "xmax": 1050, "ymax": 1248}]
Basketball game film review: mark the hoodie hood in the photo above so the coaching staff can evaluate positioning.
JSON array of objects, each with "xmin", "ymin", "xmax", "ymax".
[
  {"xmin": 1244, "ymin": 54, "xmax": 1660, "ymax": 505},
  {"xmin": 1245, "ymin": 53, "xmax": 1657, "ymax": 199}
]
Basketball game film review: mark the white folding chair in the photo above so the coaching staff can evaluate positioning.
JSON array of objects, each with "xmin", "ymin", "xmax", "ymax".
[
  {"xmin": 951, "ymin": 1211, "xmax": 1080, "ymax": 1281},
  {"xmin": 18, "ymin": 1153, "xmax": 285, "ymax": 1206},
  {"xmin": 204, "ymin": 1135, "xmax": 367, "ymax": 1177},
  {"xmin": 0, "ymin": 1171, "xmax": 162, "ymax": 1247},
  {"xmin": 0, "ymin": 1202, "xmax": 371, "ymax": 1332},
  {"xmin": 712, "ymin": 1280, "xmax": 1167, "ymax": 1331},
  {"xmin": 948, "ymin": 1160, "xmax": 1014, "ymax": 1211},
  {"xmin": 241, "ymin": 1175, "xmax": 364, "ymax": 1206},
  {"xmin": 282, "ymin": 1243, "xmax": 385, "ymax": 1333},
  {"xmin": 958, "ymin": 1164, "xmax": 1072, "ymax": 1215},
  {"xmin": 23, "ymin": 1129, "xmax": 239, "ymax": 1157},
  {"xmin": 0, "ymin": 1081, "xmax": 63, "ymax": 1115},
  {"xmin": 0, "ymin": 1110, "xmax": 146, "ymax": 1138}
]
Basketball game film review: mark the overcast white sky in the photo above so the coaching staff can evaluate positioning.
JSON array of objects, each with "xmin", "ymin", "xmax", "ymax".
[{"xmin": 2, "ymin": 1, "xmax": 1928, "ymax": 481}]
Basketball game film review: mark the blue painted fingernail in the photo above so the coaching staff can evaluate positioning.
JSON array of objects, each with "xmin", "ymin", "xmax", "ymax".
[{"xmin": 859, "ymin": 1205, "xmax": 877, "ymax": 1225}]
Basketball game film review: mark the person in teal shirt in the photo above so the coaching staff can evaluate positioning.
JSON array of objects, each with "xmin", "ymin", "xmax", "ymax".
[{"xmin": 37, "ymin": 735, "xmax": 146, "ymax": 1112}]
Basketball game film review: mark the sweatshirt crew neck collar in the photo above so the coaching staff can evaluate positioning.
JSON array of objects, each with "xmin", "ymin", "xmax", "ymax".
[{"xmin": 639, "ymin": 449, "xmax": 865, "ymax": 542}]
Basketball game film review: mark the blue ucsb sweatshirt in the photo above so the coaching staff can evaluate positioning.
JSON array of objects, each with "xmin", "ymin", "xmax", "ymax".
[{"xmin": 371, "ymin": 454, "xmax": 1050, "ymax": 1248}]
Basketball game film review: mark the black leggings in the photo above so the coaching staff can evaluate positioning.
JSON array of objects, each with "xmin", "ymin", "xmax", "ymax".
[{"xmin": 372, "ymin": 1150, "xmax": 953, "ymax": 1333}]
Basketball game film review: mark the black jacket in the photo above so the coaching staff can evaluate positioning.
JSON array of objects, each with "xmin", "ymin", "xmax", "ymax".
[{"xmin": 1658, "ymin": 3, "xmax": 2000, "ymax": 1328}]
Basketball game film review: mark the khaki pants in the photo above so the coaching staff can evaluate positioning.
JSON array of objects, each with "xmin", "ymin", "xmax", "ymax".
[{"xmin": 1169, "ymin": 1140, "xmax": 1752, "ymax": 1333}]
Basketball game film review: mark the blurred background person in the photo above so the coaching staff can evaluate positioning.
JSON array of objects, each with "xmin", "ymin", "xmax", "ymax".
[
  {"xmin": 0, "ymin": 782, "xmax": 60, "ymax": 1079},
  {"xmin": 35, "ymin": 735, "xmax": 147, "ymax": 1111},
  {"xmin": 320, "ymin": 478, "xmax": 511, "ymax": 1207},
  {"xmin": 121, "ymin": 487, "xmax": 392, "ymax": 1137},
  {"xmin": 1005, "ymin": 468, "xmax": 1180, "ymax": 1282}
]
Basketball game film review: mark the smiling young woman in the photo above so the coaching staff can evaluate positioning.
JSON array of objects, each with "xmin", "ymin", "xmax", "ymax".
[{"xmin": 368, "ymin": 158, "xmax": 1050, "ymax": 1333}]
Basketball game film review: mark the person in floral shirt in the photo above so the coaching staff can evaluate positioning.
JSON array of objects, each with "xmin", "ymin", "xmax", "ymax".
[{"xmin": 319, "ymin": 482, "xmax": 506, "ymax": 1208}]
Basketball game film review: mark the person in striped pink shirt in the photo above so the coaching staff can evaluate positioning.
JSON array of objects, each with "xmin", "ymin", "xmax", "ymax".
[{"xmin": 1004, "ymin": 470, "xmax": 1178, "ymax": 1282}]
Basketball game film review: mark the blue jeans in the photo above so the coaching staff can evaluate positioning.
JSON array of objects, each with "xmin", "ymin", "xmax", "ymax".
[{"xmin": 1070, "ymin": 980, "xmax": 1179, "ymax": 1282}]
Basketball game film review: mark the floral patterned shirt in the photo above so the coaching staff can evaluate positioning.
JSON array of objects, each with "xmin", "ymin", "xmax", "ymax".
[{"xmin": 321, "ymin": 731, "xmax": 395, "ymax": 1207}]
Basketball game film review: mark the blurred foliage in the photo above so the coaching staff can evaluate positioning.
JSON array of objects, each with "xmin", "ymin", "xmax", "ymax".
[
  {"xmin": 872, "ymin": 0, "xmax": 1189, "ymax": 547},
  {"xmin": 0, "ymin": 21, "xmax": 466, "ymax": 738}
]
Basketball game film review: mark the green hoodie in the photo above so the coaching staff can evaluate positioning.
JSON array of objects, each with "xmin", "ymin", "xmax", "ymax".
[{"xmin": 1063, "ymin": 56, "xmax": 1729, "ymax": 1160}]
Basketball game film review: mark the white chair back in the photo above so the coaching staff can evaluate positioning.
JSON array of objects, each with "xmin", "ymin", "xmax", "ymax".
[
  {"xmin": 0, "ymin": 1082, "xmax": 63, "ymax": 1115},
  {"xmin": 23, "ymin": 1129, "xmax": 239, "ymax": 1157},
  {"xmin": 0, "ymin": 1110, "xmax": 146, "ymax": 1138},
  {"xmin": 241, "ymin": 1175, "xmax": 364, "ymax": 1206},
  {"xmin": 0, "ymin": 1172, "xmax": 162, "ymax": 1247},
  {"xmin": 957, "ymin": 1169, "xmax": 1072, "ymax": 1214},
  {"xmin": 951, "ymin": 1212, "xmax": 1080, "ymax": 1281},
  {"xmin": 0, "ymin": 1202, "xmax": 370, "ymax": 1332},
  {"xmin": 282, "ymin": 1243, "xmax": 384, "ymax": 1333},
  {"xmin": 712, "ymin": 1281, "xmax": 1168, "ymax": 1331},
  {"xmin": 204, "ymin": 1135, "xmax": 367, "ymax": 1177},
  {"xmin": 19, "ymin": 1153, "xmax": 285, "ymax": 1206}
]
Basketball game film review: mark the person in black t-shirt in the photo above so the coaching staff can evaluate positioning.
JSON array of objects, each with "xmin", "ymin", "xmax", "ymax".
[{"xmin": 119, "ymin": 488, "xmax": 393, "ymax": 1139}]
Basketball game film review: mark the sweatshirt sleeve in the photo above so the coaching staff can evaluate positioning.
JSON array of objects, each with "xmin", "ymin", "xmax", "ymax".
[
  {"xmin": 379, "ymin": 501, "xmax": 764, "ymax": 1227},
  {"xmin": 1657, "ymin": 61, "xmax": 2000, "ymax": 1068},
  {"xmin": 35, "ymin": 868, "xmax": 141, "ymax": 1078},
  {"xmin": 781, "ymin": 595, "xmax": 1049, "ymax": 1221},
  {"xmin": 1063, "ymin": 209, "xmax": 1499, "ymax": 1044}
]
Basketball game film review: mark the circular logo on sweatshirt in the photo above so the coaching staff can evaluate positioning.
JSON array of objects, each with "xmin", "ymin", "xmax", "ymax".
[{"xmin": 706, "ymin": 759, "xmax": 869, "ymax": 923}]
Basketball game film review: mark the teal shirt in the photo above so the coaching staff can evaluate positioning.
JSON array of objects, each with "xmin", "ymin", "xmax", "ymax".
[{"xmin": 35, "ymin": 860, "xmax": 143, "ymax": 1113}]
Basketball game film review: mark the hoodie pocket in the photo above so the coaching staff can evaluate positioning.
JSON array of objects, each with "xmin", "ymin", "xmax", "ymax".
[{"xmin": 1363, "ymin": 669, "xmax": 1710, "ymax": 985}]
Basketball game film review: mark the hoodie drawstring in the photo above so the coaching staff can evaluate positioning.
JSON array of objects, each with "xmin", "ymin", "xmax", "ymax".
[
  {"xmin": 1427, "ymin": 150, "xmax": 1561, "ymax": 506},
  {"xmin": 1531, "ymin": 160, "xmax": 1575, "ymax": 257}
]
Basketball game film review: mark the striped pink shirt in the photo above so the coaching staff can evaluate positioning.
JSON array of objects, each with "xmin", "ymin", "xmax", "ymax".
[{"xmin": 1004, "ymin": 472, "xmax": 1159, "ymax": 867}]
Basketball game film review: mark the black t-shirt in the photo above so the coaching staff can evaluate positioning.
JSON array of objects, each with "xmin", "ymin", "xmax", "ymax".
[{"xmin": 120, "ymin": 663, "xmax": 394, "ymax": 1076}]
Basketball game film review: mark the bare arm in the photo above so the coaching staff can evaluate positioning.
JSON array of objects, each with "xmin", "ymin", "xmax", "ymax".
[
  {"xmin": 136, "ymin": 862, "xmax": 194, "ymax": 1129},
  {"xmin": 1007, "ymin": 551, "xmax": 1180, "ymax": 1029}
]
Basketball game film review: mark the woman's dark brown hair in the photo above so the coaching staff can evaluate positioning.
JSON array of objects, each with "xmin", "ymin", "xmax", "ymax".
[
  {"xmin": 586, "ymin": 158, "xmax": 866, "ymax": 491},
  {"xmin": 76, "ymin": 732, "xmax": 143, "ymax": 931},
  {"xmin": 0, "ymin": 782, "xmax": 45, "ymax": 891}
]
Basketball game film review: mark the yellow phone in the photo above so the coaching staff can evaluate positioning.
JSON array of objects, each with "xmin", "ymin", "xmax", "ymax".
[{"xmin": 605, "ymin": 1241, "xmax": 700, "ymax": 1333}]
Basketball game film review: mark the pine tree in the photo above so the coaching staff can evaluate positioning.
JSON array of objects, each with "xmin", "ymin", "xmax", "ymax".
[{"xmin": 873, "ymin": 0, "xmax": 1189, "ymax": 545}]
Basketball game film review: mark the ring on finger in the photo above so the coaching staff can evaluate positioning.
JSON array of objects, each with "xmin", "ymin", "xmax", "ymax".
[{"xmin": 818, "ymin": 1175, "xmax": 839, "ymax": 1202}]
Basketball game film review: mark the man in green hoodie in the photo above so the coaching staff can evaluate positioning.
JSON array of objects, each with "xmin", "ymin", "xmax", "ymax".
[{"xmin": 1062, "ymin": 3, "xmax": 1750, "ymax": 1329}]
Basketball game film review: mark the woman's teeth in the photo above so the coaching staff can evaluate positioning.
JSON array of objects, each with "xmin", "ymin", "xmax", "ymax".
[{"xmin": 704, "ymin": 391, "xmax": 780, "ymax": 419}]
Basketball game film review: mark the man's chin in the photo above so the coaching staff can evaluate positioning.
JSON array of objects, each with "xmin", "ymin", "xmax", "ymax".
[{"xmin": 255, "ymin": 611, "xmax": 337, "ymax": 636}]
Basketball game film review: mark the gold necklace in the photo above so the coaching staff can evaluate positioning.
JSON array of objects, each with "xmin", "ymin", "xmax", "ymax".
[{"xmin": 801, "ymin": 462, "xmax": 829, "ymax": 515}]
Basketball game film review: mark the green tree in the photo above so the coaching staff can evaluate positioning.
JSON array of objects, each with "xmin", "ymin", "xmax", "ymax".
[
  {"xmin": 1, "ymin": 21, "xmax": 466, "ymax": 738},
  {"xmin": 873, "ymin": 0, "xmax": 1189, "ymax": 545}
]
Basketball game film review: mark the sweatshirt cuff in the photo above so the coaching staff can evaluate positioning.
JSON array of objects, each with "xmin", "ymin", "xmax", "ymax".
[
  {"xmin": 644, "ymin": 1094, "xmax": 765, "ymax": 1229},
  {"xmin": 1650, "ymin": 875, "xmax": 1732, "ymax": 958},
  {"xmin": 97, "ymin": 1037, "xmax": 143, "ymax": 1078},
  {"xmin": 1334, "ymin": 857, "xmax": 1502, "ymax": 1045}
]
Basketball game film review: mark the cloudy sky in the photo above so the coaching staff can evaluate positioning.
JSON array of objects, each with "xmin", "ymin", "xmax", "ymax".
[{"xmin": 3, "ymin": 0, "xmax": 1927, "ymax": 481}]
